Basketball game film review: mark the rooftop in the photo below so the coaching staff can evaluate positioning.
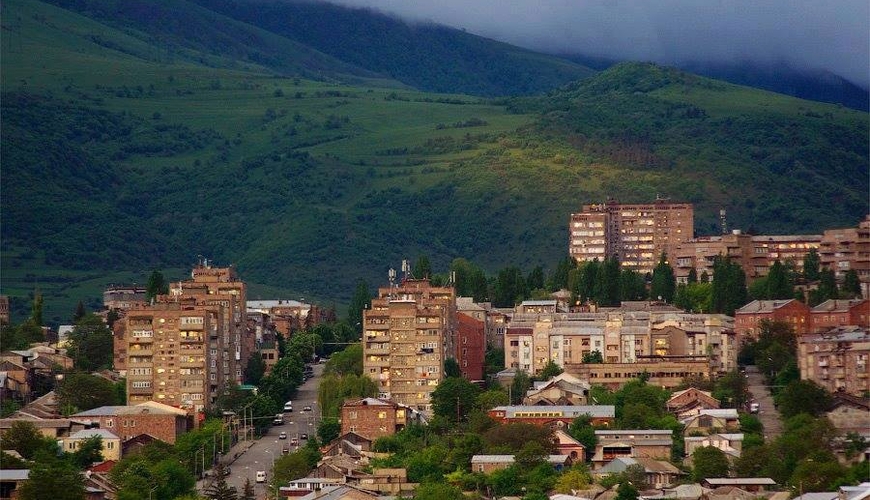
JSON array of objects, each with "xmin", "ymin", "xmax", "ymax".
[{"xmin": 492, "ymin": 405, "xmax": 614, "ymax": 418}]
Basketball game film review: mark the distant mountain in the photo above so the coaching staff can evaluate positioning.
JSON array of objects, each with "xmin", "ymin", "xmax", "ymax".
[
  {"xmin": 1, "ymin": 0, "xmax": 867, "ymax": 325},
  {"xmin": 562, "ymin": 54, "xmax": 869, "ymax": 111},
  {"xmin": 193, "ymin": 0, "xmax": 597, "ymax": 96}
]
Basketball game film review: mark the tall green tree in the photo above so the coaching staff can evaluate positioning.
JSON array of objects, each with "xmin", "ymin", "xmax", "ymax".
[
  {"xmin": 509, "ymin": 370, "xmax": 532, "ymax": 404},
  {"xmin": 30, "ymin": 290, "xmax": 44, "ymax": 327},
  {"xmin": 67, "ymin": 314, "xmax": 114, "ymax": 372},
  {"xmin": 549, "ymin": 257, "xmax": 576, "ymax": 292},
  {"xmin": 687, "ymin": 268, "xmax": 698, "ymax": 284},
  {"xmin": 811, "ymin": 268, "xmax": 839, "ymax": 306},
  {"xmin": 650, "ymin": 253, "xmax": 676, "ymax": 302},
  {"xmin": 526, "ymin": 266, "xmax": 545, "ymax": 293},
  {"xmin": 145, "ymin": 270, "xmax": 168, "ymax": 302},
  {"xmin": 766, "ymin": 260, "xmax": 794, "ymax": 299},
  {"xmin": 451, "ymin": 258, "xmax": 489, "ymax": 301},
  {"xmin": 691, "ymin": 446, "xmax": 730, "ymax": 481},
  {"xmin": 203, "ymin": 464, "xmax": 238, "ymax": 500},
  {"xmin": 431, "ymin": 377, "xmax": 481, "ymax": 423},
  {"xmin": 444, "ymin": 358, "xmax": 461, "ymax": 378},
  {"xmin": 803, "ymin": 249, "xmax": 821, "ymax": 281},
  {"xmin": 619, "ymin": 269, "xmax": 647, "ymax": 301},
  {"xmin": 494, "ymin": 267, "xmax": 526, "ymax": 307},
  {"xmin": 73, "ymin": 301, "xmax": 86, "ymax": 323},
  {"xmin": 413, "ymin": 255, "xmax": 432, "ymax": 279},
  {"xmin": 538, "ymin": 360, "xmax": 563, "ymax": 380},
  {"xmin": 57, "ymin": 373, "xmax": 119, "ymax": 414},
  {"xmin": 711, "ymin": 256, "xmax": 748, "ymax": 315},
  {"xmin": 17, "ymin": 456, "xmax": 85, "ymax": 500},
  {"xmin": 244, "ymin": 352, "xmax": 266, "ymax": 386},
  {"xmin": 1, "ymin": 421, "xmax": 57, "ymax": 459},
  {"xmin": 346, "ymin": 280, "xmax": 371, "ymax": 333},
  {"xmin": 593, "ymin": 257, "xmax": 621, "ymax": 306},
  {"xmin": 842, "ymin": 269, "xmax": 862, "ymax": 298}
]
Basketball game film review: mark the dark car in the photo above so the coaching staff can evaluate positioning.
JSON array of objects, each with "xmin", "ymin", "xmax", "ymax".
[
  {"xmin": 302, "ymin": 405, "xmax": 312, "ymax": 412},
  {"xmin": 300, "ymin": 433, "xmax": 308, "ymax": 440}
]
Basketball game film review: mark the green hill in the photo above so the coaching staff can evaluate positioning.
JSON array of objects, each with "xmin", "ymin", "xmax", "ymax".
[{"xmin": 1, "ymin": 0, "xmax": 867, "ymax": 326}]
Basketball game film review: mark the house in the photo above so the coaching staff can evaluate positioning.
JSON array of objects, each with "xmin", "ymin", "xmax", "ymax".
[
  {"xmin": 355, "ymin": 468, "xmax": 418, "ymax": 495},
  {"xmin": 825, "ymin": 393, "xmax": 870, "ymax": 435},
  {"xmin": 0, "ymin": 469, "xmax": 29, "ymax": 500},
  {"xmin": 487, "ymin": 405, "xmax": 615, "ymax": 428},
  {"xmin": 64, "ymin": 428, "xmax": 122, "ymax": 461},
  {"xmin": 71, "ymin": 401, "xmax": 190, "ymax": 444},
  {"xmin": 340, "ymin": 398, "xmax": 419, "ymax": 441},
  {"xmin": 681, "ymin": 409, "xmax": 739, "ymax": 435},
  {"xmin": 593, "ymin": 457, "xmax": 682, "ymax": 489},
  {"xmin": 470, "ymin": 455, "xmax": 571, "ymax": 474},
  {"xmin": 552, "ymin": 429, "xmax": 586, "ymax": 462},
  {"xmin": 591, "ymin": 430, "xmax": 673, "ymax": 468},
  {"xmin": 734, "ymin": 300, "xmax": 811, "ymax": 343},
  {"xmin": 279, "ymin": 484, "xmax": 382, "ymax": 500},
  {"xmin": 320, "ymin": 432, "xmax": 373, "ymax": 460},
  {"xmin": 811, "ymin": 300, "xmax": 870, "ymax": 333},
  {"xmin": 684, "ymin": 433, "xmax": 744, "ymax": 461},
  {"xmin": 701, "ymin": 477, "xmax": 777, "ymax": 492},
  {"xmin": 0, "ymin": 418, "xmax": 88, "ymax": 440},
  {"xmin": 121, "ymin": 434, "xmax": 159, "ymax": 457},
  {"xmin": 666, "ymin": 387, "xmax": 720, "ymax": 419},
  {"xmin": 523, "ymin": 373, "xmax": 591, "ymax": 406}
]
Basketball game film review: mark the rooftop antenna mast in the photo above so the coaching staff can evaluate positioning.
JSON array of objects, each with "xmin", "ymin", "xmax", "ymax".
[
  {"xmin": 388, "ymin": 268, "xmax": 397, "ymax": 299},
  {"xmin": 720, "ymin": 208, "xmax": 728, "ymax": 235},
  {"xmin": 401, "ymin": 259, "xmax": 410, "ymax": 281}
]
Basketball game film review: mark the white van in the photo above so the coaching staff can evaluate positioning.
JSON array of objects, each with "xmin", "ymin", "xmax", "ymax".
[
  {"xmin": 283, "ymin": 401, "xmax": 293, "ymax": 412},
  {"xmin": 256, "ymin": 470, "xmax": 266, "ymax": 483}
]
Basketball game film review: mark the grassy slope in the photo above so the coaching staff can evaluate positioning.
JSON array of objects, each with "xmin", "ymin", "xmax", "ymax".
[{"xmin": 2, "ymin": 1, "xmax": 867, "ymax": 326}]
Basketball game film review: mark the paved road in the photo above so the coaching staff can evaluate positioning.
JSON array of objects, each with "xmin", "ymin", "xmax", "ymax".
[
  {"xmin": 745, "ymin": 364, "xmax": 782, "ymax": 441},
  {"xmin": 222, "ymin": 362, "xmax": 325, "ymax": 497}
]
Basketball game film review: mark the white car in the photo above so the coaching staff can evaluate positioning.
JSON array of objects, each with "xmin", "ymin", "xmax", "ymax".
[{"xmin": 256, "ymin": 470, "xmax": 266, "ymax": 483}]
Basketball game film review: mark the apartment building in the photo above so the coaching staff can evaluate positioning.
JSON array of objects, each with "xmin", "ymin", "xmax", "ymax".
[
  {"xmin": 169, "ymin": 264, "xmax": 250, "ymax": 386},
  {"xmin": 810, "ymin": 299, "xmax": 870, "ymax": 333},
  {"xmin": 340, "ymin": 398, "xmax": 414, "ymax": 441},
  {"xmin": 798, "ymin": 325, "xmax": 870, "ymax": 396},
  {"xmin": 103, "ymin": 285, "xmax": 147, "ymax": 311},
  {"xmin": 456, "ymin": 313, "xmax": 485, "ymax": 382},
  {"xmin": 569, "ymin": 199, "xmax": 694, "ymax": 275},
  {"xmin": 362, "ymin": 278, "xmax": 456, "ymax": 415},
  {"xmin": 734, "ymin": 299, "xmax": 811, "ymax": 343},
  {"xmin": 503, "ymin": 307, "xmax": 735, "ymax": 377},
  {"xmin": 820, "ymin": 216, "xmax": 870, "ymax": 289},
  {"xmin": 568, "ymin": 357, "xmax": 711, "ymax": 391},
  {"xmin": 122, "ymin": 301, "xmax": 221, "ymax": 414}
]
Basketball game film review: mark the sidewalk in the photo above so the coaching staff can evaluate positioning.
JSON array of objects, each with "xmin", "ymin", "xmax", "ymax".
[{"xmin": 196, "ymin": 436, "xmax": 257, "ymax": 491}]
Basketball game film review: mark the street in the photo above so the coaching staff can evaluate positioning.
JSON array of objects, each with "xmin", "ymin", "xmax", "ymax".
[
  {"xmin": 745, "ymin": 364, "xmax": 783, "ymax": 440},
  {"xmin": 202, "ymin": 362, "xmax": 326, "ymax": 497}
]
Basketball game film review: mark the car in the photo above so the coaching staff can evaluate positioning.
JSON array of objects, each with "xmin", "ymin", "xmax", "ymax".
[
  {"xmin": 256, "ymin": 470, "xmax": 266, "ymax": 483},
  {"xmin": 283, "ymin": 401, "xmax": 293, "ymax": 412},
  {"xmin": 223, "ymin": 466, "xmax": 231, "ymax": 476},
  {"xmin": 290, "ymin": 437, "xmax": 299, "ymax": 446},
  {"xmin": 750, "ymin": 403, "xmax": 760, "ymax": 414},
  {"xmin": 279, "ymin": 432, "xmax": 287, "ymax": 439},
  {"xmin": 273, "ymin": 415, "xmax": 284, "ymax": 425},
  {"xmin": 302, "ymin": 405, "xmax": 312, "ymax": 412},
  {"xmin": 282, "ymin": 446, "xmax": 289, "ymax": 455},
  {"xmin": 300, "ymin": 433, "xmax": 308, "ymax": 440}
]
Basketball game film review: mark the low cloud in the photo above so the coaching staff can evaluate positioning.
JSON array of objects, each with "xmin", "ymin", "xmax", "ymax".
[{"xmin": 322, "ymin": 0, "xmax": 869, "ymax": 88}]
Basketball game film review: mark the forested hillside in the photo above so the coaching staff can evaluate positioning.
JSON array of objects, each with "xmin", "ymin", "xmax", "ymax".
[{"xmin": 1, "ymin": 0, "xmax": 867, "ymax": 325}]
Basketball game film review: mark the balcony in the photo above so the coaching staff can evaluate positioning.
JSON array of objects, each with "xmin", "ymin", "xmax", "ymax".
[
  {"xmin": 127, "ymin": 348, "xmax": 153, "ymax": 356},
  {"xmin": 129, "ymin": 386, "xmax": 153, "ymax": 395}
]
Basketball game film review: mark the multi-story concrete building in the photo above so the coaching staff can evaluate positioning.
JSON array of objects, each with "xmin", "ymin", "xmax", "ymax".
[
  {"xmin": 362, "ymin": 278, "xmax": 456, "ymax": 415},
  {"xmin": 820, "ymin": 216, "xmax": 870, "ymax": 285},
  {"xmin": 568, "ymin": 357, "xmax": 711, "ymax": 391},
  {"xmin": 487, "ymin": 405, "xmax": 615, "ymax": 427},
  {"xmin": 503, "ymin": 306, "xmax": 735, "ymax": 378},
  {"xmin": 122, "ymin": 301, "xmax": 220, "ymax": 414},
  {"xmin": 71, "ymin": 401, "xmax": 190, "ymax": 443},
  {"xmin": 798, "ymin": 325, "xmax": 870, "ymax": 396},
  {"xmin": 569, "ymin": 199, "xmax": 694, "ymax": 275},
  {"xmin": 103, "ymin": 285, "xmax": 147, "ymax": 311},
  {"xmin": 170, "ymin": 264, "xmax": 250, "ymax": 386},
  {"xmin": 591, "ymin": 429, "xmax": 673, "ymax": 468}
]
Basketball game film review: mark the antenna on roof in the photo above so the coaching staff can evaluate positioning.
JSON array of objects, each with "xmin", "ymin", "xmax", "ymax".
[
  {"xmin": 401, "ymin": 259, "xmax": 410, "ymax": 281},
  {"xmin": 720, "ymin": 209, "xmax": 728, "ymax": 235}
]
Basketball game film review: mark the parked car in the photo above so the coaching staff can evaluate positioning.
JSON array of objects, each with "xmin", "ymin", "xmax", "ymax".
[
  {"xmin": 273, "ymin": 415, "xmax": 284, "ymax": 425},
  {"xmin": 300, "ymin": 433, "xmax": 308, "ymax": 440},
  {"xmin": 279, "ymin": 432, "xmax": 287, "ymax": 439},
  {"xmin": 302, "ymin": 405, "xmax": 312, "ymax": 412},
  {"xmin": 256, "ymin": 471, "xmax": 266, "ymax": 483},
  {"xmin": 290, "ymin": 437, "xmax": 299, "ymax": 446},
  {"xmin": 750, "ymin": 403, "xmax": 760, "ymax": 414}
]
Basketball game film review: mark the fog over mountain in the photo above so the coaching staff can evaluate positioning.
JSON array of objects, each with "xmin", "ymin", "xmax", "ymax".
[{"xmin": 321, "ymin": 0, "xmax": 869, "ymax": 89}]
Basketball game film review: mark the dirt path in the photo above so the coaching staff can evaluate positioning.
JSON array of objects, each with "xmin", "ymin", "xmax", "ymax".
[{"xmin": 745, "ymin": 365, "xmax": 783, "ymax": 440}]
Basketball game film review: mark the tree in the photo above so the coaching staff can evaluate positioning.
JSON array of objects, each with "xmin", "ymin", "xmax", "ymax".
[
  {"xmin": 810, "ymin": 268, "xmax": 839, "ymax": 306},
  {"xmin": 451, "ymin": 258, "xmax": 489, "ymax": 302},
  {"xmin": 526, "ymin": 266, "xmax": 545, "ymax": 292},
  {"xmin": 549, "ymin": 257, "xmax": 576, "ymax": 292},
  {"xmin": 431, "ymin": 377, "xmax": 481, "ymax": 423},
  {"xmin": 554, "ymin": 464, "xmax": 592, "ymax": 493},
  {"xmin": 1, "ymin": 421, "xmax": 56, "ymax": 459},
  {"xmin": 687, "ymin": 268, "xmax": 698, "ymax": 284},
  {"xmin": 494, "ymin": 267, "xmax": 526, "ymax": 307},
  {"xmin": 509, "ymin": 370, "xmax": 531, "ymax": 404},
  {"xmin": 57, "ymin": 373, "xmax": 119, "ymax": 414},
  {"xmin": 244, "ymin": 352, "xmax": 266, "ymax": 385},
  {"xmin": 619, "ymin": 269, "xmax": 647, "ymax": 301},
  {"xmin": 145, "ymin": 270, "xmax": 168, "ymax": 302},
  {"xmin": 240, "ymin": 479, "xmax": 255, "ymax": 500},
  {"xmin": 30, "ymin": 290, "xmax": 44, "ymax": 327},
  {"xmin": 325, "ymin": 343, "xmax": 363, "ymax": 376},
  {"xmin": 775, "ymin": 380, "xmax": 833, "ymax": 419},
  {"xmin": 692, "ymin": 445, "xmax": 730, "ymax": 481},
  {"xmin": 615, "ymin": 481, "xmax": 639, "ymax": 500},
  {"xmin": 568, "ymin": 415, "xmax": 598, "ymax": 456},
  {"xmin": 70, "ymin": 435, "xmax": 104, "ymax": 468},
  {"xmin": 444, "ymin": 358, "xmax": 461, "ymax": 378},
  {"xmin": 475, "ymin": 389, "xmax": 509, "ymax": 411},
  {"xmin": 711, "ymin": 256, "xmax": 747, "ymax": 316},
  {"xmin": 413, "ymin": 483, "xmax": 465, "ymax": 500},
  {"xmin": 413, "ymin": 255, "xmax": 432, "ymax": 279},
  {"xmin": 582, "ymin": 350, "xmax": 603, "ymax": 364},
  {"xmin": 73, "ymin": 301, "xmax": 86, "ymax": 323},
  {"xmin": 515, "ymin": 440, "xmax": 547, "ymax": 469},
  {"xmin": 483, "ymin": 423, "xmax": 555, "ymax": 454},
  {"xmin": 17, "ymin": 457, "xmax": 85, "ymax": 500},
  {"xmin": 485, "ymin": 348, "xmax": 505, "ymax": 375},
  {"xmin": 766, "ymin": 260, "xmax": 794, "ymax": 299},
  {"xmin": 538, "ymin": 360, "xmax": 563, "ymax": 380},
  {"xmin": 650, "ymin": 253, "xmax": 676, "ymax": 302},
  {"xmin": 803, "ymin": 249, "xmax": 821, "ymax": 281},
  {"xmin": 203, "ymin": 464, "xmax": 238, "ymax": 500},
  {"xmin": 843, "ymin": 269, "xmax": 862, "ymax": 298},
  {"xmin": 66, "ymin": 313, "xmax": 114, "ymax": 371},
  {"xmin": 346, "ymin": 280, "xmax": 371, "ymax": 333},
  {"xmin": 593, "ymin": 257, "xmax": 621, "ymax": 306},
  {"xmin": 317, "ymin": 418, "xmax": 340, "ymax": 444}
]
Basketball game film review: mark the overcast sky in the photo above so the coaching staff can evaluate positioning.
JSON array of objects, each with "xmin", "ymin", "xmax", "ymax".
[{"xmin": 321, "ymin": 0, "xmax": 869, "ymax": 88}]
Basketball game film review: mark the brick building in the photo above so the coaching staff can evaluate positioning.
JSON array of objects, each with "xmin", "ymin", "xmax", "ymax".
[
  {"xmin": 72, "ymin": 401, "xmax": 190, "ymax": 444},
  {"xmin": 666, "ymin": 387, "xmax": 720, "ymax": 419},
  {"xmin": 487, "ymin": 405, "xmax": 615, "ymax": 428},
  {"xmin": 734, "ymin": 299, "xmax": 811, "ymax": 343},
  {"xmin": 103, "ymin": 285, "xmax": 147, "ymax": 312},
  {"xmin": 362, "ymin": 278, "xmax": 456, "ymax": 415},
  {"xmin": 798, "ymin": 325, "xmax": 870, "ymax": 396},
  {"xmin": 340, "ymin": 398, "xmax": 410, "ymax": 441},
  {"xmin": 810, "ymin": 299, "xmax": 870, "ymax": 333},
  {"xmin": 455, "ymin": 313, "xmax": 485, "ymax": 382},
  {"xmin": 569, "ymin": 199, "xmax": 694, "ymax": 275}
]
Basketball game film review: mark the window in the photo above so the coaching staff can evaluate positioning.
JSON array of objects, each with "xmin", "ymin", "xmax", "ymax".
[{"xmin": 349, "ymin": 411, "xmax": 357, "ymax": 419}]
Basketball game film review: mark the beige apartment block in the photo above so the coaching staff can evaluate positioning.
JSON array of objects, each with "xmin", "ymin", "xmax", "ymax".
[
  {"xmin": 820, "ymin": 215, "xmax": 870, "ymax": 290},
  {"xmin": 798, "ymin": 325, "xmax": 870, "ymax": 396},
  {"xmin": 570, "ymin": 199, "xmax": 693, "ymax": 275},
  {"xmin": 362, "ymin": 279, "xmax": 456, "ymax": 415}
]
